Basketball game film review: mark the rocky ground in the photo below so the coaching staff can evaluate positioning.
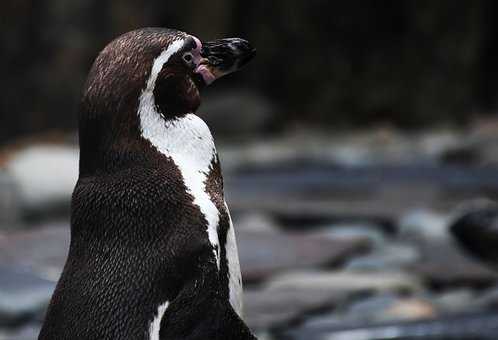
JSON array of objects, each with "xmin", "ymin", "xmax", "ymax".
[{"xmin": 1, "ymin": 120, "xmax": 498, "ymax": 339}]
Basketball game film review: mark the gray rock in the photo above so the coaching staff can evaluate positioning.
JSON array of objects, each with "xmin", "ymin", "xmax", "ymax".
[
  {"xmin": 281, "ymin": 312, "xmax": 498, "ymax": 340},
  {"xmin": 410, "ymin": 240, "xmax": 498, "ymax": 287},
  {"xmin": 244, "ymin": 286, "xmax": 350, "ymax": 330},
  {"xmin": 303, "ymin": 293, "xmax": 436, "ymax": 329},
  {"xmin": 4, "ymin": 145, "xmax": 78, "ymax": 215},
  {"xmin": 0, "ymin": 266, "xmax": 55, "ymax": 327},
  {"xmin": 235, "ymin": 213, "xmax": 280, "ymax": 234},
  {"xmin": 398, "ymin": 209, "xmax": 450, "ymax": 241},
  {"xmin": 265, "ymin": 270, "xmax": 424, "ymax": 296},
  {"xmin": 474, "ymin": 285, "xmax": 498, "ymax": 309},
  {"xmin": 310, "ymin": 224, "xmax": 386, "ymax": 248},
  {"xmin": 244, "ymin": 269, "xmax": 422, "ymax": 331},
  {"xmin": 238, "ymin": 231, "xmax": 369, "ymax": 283},
  {"xmin": 0, "ymin": 323, "xmax": 40, "ymax": 340},
  {"xmin": 345, "ymin": 243, "xmax": 419, "ymax": 271},
  {"xmin": 0, "ymin": 223, "xmax": 69, "ymax": 281},
  {"xmin": 432, "ymin": 289, "xmax": 477, "ymax": 313}
]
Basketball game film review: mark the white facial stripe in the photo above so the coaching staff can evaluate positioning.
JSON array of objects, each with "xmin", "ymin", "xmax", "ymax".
[
  {"xmin": 138, "ymin": 42, "xmax": 221, "ymax": 270},
  {"xmin": 149, "ymin": 301, "xmax": 169, "ymax": 340},
  {"xmin": 144, "ymin": 39, "xmax": 185, "ymax": 95}
]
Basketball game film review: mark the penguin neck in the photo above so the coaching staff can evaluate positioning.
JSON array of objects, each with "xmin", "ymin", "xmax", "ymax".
[{"xmin": 139, "ymin": 109, "xmax": 217, "ymax": 169}]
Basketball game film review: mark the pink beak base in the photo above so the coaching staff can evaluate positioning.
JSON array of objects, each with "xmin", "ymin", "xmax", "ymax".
[{"xmin": 192, "ymin": 36, "xmax": 216, "ymax": 85}]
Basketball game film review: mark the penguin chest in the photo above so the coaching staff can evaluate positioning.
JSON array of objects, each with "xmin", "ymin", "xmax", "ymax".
[{"xmin": 139, "ymin": 113, "xmax": 243, "ymax": 315}]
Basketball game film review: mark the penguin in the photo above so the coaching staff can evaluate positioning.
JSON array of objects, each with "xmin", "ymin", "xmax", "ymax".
[
  {"xmin": 38, "ymin": 28, "xmax": 256, "ymax": 340},
  {"xmin": 451, "ymin": 205, "xmax": 498, "ymax": 268}
]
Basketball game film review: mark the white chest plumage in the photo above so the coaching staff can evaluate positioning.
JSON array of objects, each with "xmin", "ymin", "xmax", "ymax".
[{"xmin": 138, "ymin": 39, "xmax": 243, "ymax": 340}]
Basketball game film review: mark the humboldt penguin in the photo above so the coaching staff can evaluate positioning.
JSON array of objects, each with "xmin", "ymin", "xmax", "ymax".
[{"xmin": 39, "ymin": 27, "xmax": 257, "ymax": 340}]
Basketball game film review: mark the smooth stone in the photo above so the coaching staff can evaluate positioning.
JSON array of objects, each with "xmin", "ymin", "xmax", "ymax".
[
  {"xmin": 345, "ymin": 243, "xmax": 419, "ymax": 271},
  {"xmin": 410, "ymin": 240, "xmax": 498, "ymax": 288},
  {"xmin": 0, "ymin": 266, "xmax": 55, "ymax": 327},
  {"xmin": 381, "ymin": 297, "xmax": 436, "ymax": 321},
  {"xmin": 398, "ymin": 209, "xmax": 450, "ymax": 241},
  {"xmin": 473, "ymin": 285, "xmax": 498, "ymax": 309},
  {"xmin": 0, "ymin": 223, "xmax": 69, "ymax": 281},
  {"xmin": 432, "ymin": 289, "xmax": 477, "ymax": 313},
  {"xmin": 265, "ymin": 270, "xmax": 423, "ymax": 295},
  {"xmin": 234, "ymin": 213, "xmax": 280, "ymax": 234},
  {"xmin": 244, "ymin": 285, "xmax": 351, "ymax": 330},
  {"xmin": 5, "ymin": 145, "xmax": 78, "ymax": 214},
  {"xmin": 238, "ymin": 232, "xmax": 369, "ymax": 283},
  {"xmin": 281, "ymin": 312, "xmax": 498, "ymax": 340},
  {"xmin": 309, "ymin": 224, "xmax": 387, "ymax": 248},
  {"xmin": 0, "ymin": 323, "xmax": 40, "ymax": 340},
  {"xmin": 450, "ymin": 205, "xmax": 498, "ymax": 266},
  {"xmin": 302, "ymin": 293, "xmax": 436, "ymax": 330}
]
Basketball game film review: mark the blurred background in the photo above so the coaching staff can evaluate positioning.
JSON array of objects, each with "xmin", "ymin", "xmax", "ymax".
[{"xmin": 2, "ymin": 1, "xmax": 498, "ymax": 339}]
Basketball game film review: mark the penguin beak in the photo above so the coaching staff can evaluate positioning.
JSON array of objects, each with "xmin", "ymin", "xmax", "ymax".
[{"xmin": 194, "ymin": 38, "xmax": 256, "ymax": 86}]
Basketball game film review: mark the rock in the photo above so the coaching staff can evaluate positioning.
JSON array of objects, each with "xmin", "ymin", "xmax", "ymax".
[
  {"xmin": 474, "ymin": 285, "xmax": 498, "ymax": 309},
  {"xmin": 382, "ymin": 297, "xmax": 436, "ymax": 321},
  {"xmin": 410, "ymin": 240, "xmax": 498, "ymax": 288},
  {"xmin": 265, "ymin": 270, "xmax": 423, "ymax": 296},
  {"xmin": 238, "ymin": 231, "xmax": 369, "ymax": 283},
  {"xmin": 450, "ymin": 205, "xmax": 498, "ymax": 266},
  {"xmin": 235, "ymin": 213, "xmax": 280, "ymax": 234},
  {"xmin": 432, "ymin": 289, "xmax": 477, "ymax": 313},
  {"xmin": 0, "ymin": 323, "xmax": 40, "ymax": 340},
  {"xmin": 302, "ymin": 293, "xmax": 436, "ymax": 330},
  {"xmin": 4, "ymin": 145, "xmax": 78, "ymax": 216},
  {"xmin": 0, "ymin": 266, "xmax": 55, "ymax": 327},
  {"xmin": 199, "ymin": 90, "xmax": 275, "ymax": 137},
  {"xmin": 245, "ymin": 270, "xmax": 423, "ymax": 331},
  {"xmin": 398, "ymin": 209, "xmax": 450, "ymax": 241},
  {"xmin": 345, "ymin": 243, "xmax": 419, "ymax": 271},
  {"xmin": 309, "ymin": 224, "xmax": 387, "ymax": 248},
  {"xmin": 244, "ymin": 286, "xmax": 350, "ymax": 330},
  {"xmin": 280, "ymin": 312, "xmax": 498, "ymax": 340},
  {"xmin": 0, "ymin": 223, "xmax": 69, "ymax": 281}
]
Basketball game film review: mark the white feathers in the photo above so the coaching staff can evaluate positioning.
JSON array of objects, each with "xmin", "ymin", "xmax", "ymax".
[
  {"xmin": 149, "ymin": 301, "xmax": 169, "ymax": 340},
  {"xmin": 144, "ymin": 39, "xmax": 185, "ymax": 94},
  {"xmin": 225, "ymin": 202, "xmax": 243, "ymax": 317}
]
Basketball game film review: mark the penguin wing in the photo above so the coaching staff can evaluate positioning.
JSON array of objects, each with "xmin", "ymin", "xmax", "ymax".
[{"xmin": 158, "ymin": 248, "xmax": 257, "ymax": 340}]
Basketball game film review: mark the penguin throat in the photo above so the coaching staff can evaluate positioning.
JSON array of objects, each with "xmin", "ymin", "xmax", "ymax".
[{"xmin": 152, "ymin": 73, "xmax": 200, "ymax": 118}]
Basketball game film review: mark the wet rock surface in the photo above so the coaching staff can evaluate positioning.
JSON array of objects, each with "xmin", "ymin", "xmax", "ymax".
[{"xmin": 2, "ymin": 127, "xmax": 498, "ymax": 339}]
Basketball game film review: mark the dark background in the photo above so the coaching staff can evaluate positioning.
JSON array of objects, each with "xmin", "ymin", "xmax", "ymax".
[{"xmin": 3, "ymin": 1, "xmax": 498, "ymax": 145}]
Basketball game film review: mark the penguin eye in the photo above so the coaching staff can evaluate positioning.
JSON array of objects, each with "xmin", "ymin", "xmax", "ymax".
[{"xmin": 182, "ymin": 52, "xmax": 194, "ymax": 65}]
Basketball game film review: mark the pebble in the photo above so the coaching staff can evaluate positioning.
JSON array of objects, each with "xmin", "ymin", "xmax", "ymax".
[
  {"xmin": 345, "ymin": 243, "xmax": 419, "ymax": 271},
  {"xmin": 302, "ymin": 293, "xmax": 436, "ymax": 330},
  {"xmin": 238, "ymin": 232, "xmax": 369, "ymax": 283},
  {"xmin": 410, "ymin": 240, "xmax": 498, "ymax": 288},
  {"xmin": 398, "ymin": 209, "xmax": 450, "ymax": 241},
  {"xmin": 265, "ymin": 270, "xmax": 424, "ymax": 295},
  {"xmin": 4, "ymin": 145, "xmax": 78, "ymax": 214},
  {"xmin": 0, "ymin": 266, "xmax": 54, "ymax": 327}
]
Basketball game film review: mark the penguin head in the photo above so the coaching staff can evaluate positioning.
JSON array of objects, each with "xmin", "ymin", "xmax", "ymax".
[{"xmin": 79, "ymin": 28, "xmax": 255, "ymax": 173}]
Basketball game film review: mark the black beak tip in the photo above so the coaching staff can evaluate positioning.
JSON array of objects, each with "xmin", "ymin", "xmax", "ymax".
[{"xmin": 238, "ymin": 45, "xmax": 257, "ymax": 67}]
